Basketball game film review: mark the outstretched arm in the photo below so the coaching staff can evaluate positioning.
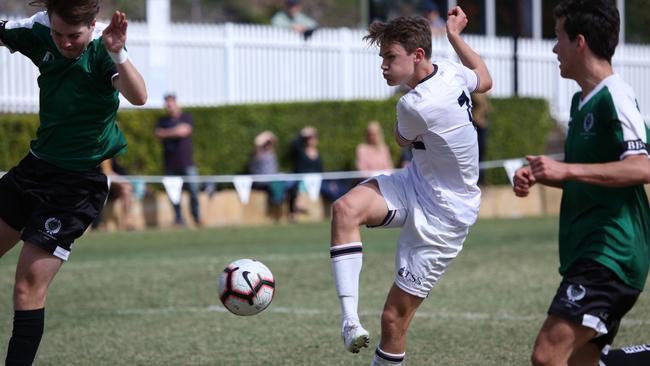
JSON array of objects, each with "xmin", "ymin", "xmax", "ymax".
[
  {"xmin": 103, "ymin": 11, "xmax": 147, "ymax": 106},
  {"xmin": 527, "ymin": 154, "xmax": 650, "ymax": 188},
  {"xmin": 446, "ymin": 6, "xmax": 492, "ymax": 93}
]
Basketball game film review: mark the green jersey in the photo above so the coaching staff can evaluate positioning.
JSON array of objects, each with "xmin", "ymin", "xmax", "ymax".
[
  {"xmin": 0, "ymin": 11, "xmax": 126, "ymax": 171},
  {"xmin": 560, "ymin": 74, "xmax": 650, "ymax": 290}
]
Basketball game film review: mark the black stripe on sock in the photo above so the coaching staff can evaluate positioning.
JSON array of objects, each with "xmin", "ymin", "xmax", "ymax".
[
  {"xmin": 376, "ymin": 348, "xmax": 405, "ymax": 363},
  {"xmin": 382, "ymin": 210, "xmax": 397, "ymax": 226},
  {"xmin": 330, "ymin": 246, "xmax": 362, "ymax": 258}
]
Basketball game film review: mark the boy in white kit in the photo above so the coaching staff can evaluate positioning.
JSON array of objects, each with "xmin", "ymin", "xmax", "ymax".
[{"xmin": 329, "ymin": 7, "xmax": 492, "ymax": 365}]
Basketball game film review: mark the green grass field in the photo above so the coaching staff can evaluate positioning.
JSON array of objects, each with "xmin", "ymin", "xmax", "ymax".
[{"xmin": 1, "ymin": 217, "xmax": 648, "ymax": 365}]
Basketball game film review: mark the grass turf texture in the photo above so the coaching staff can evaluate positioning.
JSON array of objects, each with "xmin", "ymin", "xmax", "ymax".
[{"xmin": 1, "ymin": 217, "xmax": 648, "ymax": 365}]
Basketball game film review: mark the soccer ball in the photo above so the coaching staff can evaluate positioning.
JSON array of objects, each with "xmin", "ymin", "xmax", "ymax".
[{"xmin": 218, "ymin": 258, "xmax": 275, "ymax": 316}]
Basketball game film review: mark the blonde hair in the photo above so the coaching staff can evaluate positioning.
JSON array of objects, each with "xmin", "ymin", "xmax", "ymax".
[{"xmin": 366, "ymin": 121, "xmax": 386, "ymax": 145}]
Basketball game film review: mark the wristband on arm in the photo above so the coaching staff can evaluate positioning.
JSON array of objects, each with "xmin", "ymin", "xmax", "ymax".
[{"xmin": 108, "ymin": 48, "xmax": 128, "ymax": 65}]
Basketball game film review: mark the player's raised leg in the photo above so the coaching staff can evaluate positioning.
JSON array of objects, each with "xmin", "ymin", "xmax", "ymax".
[{"xmin": 330, "ymin": 180, "xmax": 388, "ymax": 353}]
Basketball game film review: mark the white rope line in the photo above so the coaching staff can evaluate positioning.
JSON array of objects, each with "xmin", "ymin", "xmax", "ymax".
[{"xmin": 0, "ymin": 154, "xmax": 564, "ymax": 183}]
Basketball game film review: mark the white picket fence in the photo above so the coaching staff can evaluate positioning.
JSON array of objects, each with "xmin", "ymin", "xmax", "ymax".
[{"xmin": 2, "ymin": 21, "xmax": 650, "ymax": 122}]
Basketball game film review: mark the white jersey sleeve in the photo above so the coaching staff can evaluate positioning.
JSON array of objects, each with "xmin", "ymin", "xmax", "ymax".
[
  {"xmin": 618, "ymin": 97, "xmax": 648, "ymax": 160},
  {"xmin": 396, "ymin": 97, "xmax": 427, "ymax": 141},
  {"xmin": 450, "ymin": 60, "xmax": 479, "ymax": 93},
  {"xmin": 607, "ymin": 76, "xmax": 649, "ymax": 160}
]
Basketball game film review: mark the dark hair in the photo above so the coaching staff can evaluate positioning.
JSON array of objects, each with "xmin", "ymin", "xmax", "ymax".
[
  {"xmin": 363, "ymin": 16, "xmax": 432, "ymax": 59},
  {"xmin": 30, "ymin": 0, "xmax": 100, "ymax": 26},
  {"xmin": 554, "ymin": 0, "xmax": 619, "ymax": 62}
]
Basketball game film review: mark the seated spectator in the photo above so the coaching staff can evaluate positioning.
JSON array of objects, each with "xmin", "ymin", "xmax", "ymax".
[
  {"xmin": 355, "ymin": 121, "xmax": 393, "ymax": 176},
  {"xmin": 249, "ymin": 131, "xmax": 288, "ymax": 219},
  {"xmin": 94, "ymin": 158, "xmax": 135, "ymax": 230},
  {"xmin": 271, "ymin": 0, "xmax": 318, "ymax": 39},
  {"xmin": 399, "ymin": 147, "xmax": 413, "ymax": 168},
  {"xmin": 287, "ymin": 126, "xmax": 347, "ymax": 220}
]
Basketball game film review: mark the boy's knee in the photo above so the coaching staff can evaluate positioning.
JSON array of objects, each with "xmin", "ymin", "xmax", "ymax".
[
  {"xmin": 331, "ymin": 196, "xmax": 356, "ymax": 221},
  {"xmin": 530, "ymin": 341, "xmax": 557, "ymax": 366},
  {"xmin": 530, "ymin": 350, "xmax": 548, "ymax": 366},
  {"xmin": 13, "ymin": 279, "xmax": 47, "ymax": 309},
  {"xmin": 380, "ymin": 308, "xmax": 405, "ymax": 335}
]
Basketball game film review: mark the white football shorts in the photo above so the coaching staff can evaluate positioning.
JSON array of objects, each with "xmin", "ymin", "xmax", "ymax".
[{"xmin": 367, "ymin": 171, "xmax": 470, "ymax": 298}]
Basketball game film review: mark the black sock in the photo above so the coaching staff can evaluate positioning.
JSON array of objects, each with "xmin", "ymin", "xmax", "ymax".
[
  {"xmin": 5, "ymin": 308, "xmax": 45, "ymax": 366},
  {"xmin": 601, "ymin": 344, "xmax": 650, "ymax": 366}
]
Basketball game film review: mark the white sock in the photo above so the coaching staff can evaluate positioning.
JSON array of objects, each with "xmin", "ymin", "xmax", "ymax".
[
  {"xmin": 330, "ymin": 242, "xmax": 363, "ymax": 324},
  {"xmin": 371, "ymin": 347, "xmax": 405, "ymax": 366}
]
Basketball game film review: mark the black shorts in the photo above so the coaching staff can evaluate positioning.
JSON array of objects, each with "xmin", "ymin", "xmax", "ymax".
[
  {"xmin": 548, "ymin": 260, "xmax": 641, "ymax": 350},
  {"xmin": 0, "ymin": 153, "xmax": 108, "ymax": 260}
]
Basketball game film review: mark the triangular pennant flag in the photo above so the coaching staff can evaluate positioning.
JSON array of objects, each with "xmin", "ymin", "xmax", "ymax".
[
  {"xmin": 233, "ymin": 176, "xmax": 253, "ymax": 205},
  {"xmin": 303, "ymin": 174, "xmax": 323, "ymax": 202},
  {"xmin": 162, "ymin": 176, "xmax": 184, "ymax": 205},
  {"xmin": 371, "ymin": 169, "xmax": 391, "ymax": 177},
  {"xmin": 503, "ymin": 159, "xmax": 525, "ymax": 185}
]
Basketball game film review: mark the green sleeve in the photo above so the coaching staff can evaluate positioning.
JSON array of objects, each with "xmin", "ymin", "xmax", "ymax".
[{"xmin": 0, "ymin": 13, "xmax": 52, "ymax": 65}]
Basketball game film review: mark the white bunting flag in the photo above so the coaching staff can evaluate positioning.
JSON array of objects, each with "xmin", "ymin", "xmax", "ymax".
[
  {"xmin": 162, "ymin": 176, "xmax": 184, "ymax": 205},
  {"xmin": 503, "ymin": 159, "xmax": 525, "ymax": 185},
  {"xmin": 303, "ymin": 174, "xmax": 323, "ymax": 202},
  {"xmin": 233, "ymin": 176, "xmax": 254, "ymax": 205}
]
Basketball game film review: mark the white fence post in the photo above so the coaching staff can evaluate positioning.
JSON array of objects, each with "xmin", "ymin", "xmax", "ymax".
[
  {"xmin": 340, "ymin": 27, "xmax": 353, "ymax": 100},
  {"xmin": 224, "ymin": 23, "xmax": 235, "ymax": 105},
  {"xmin": 146, "ymin": 0, "xmax": 170, "ymax": 106}
]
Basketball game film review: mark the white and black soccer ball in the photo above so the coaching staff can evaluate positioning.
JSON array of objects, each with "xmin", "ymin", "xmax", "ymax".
[{"xmin": 218, "ymin": 259, "xmax": 275, "ymax": 316}]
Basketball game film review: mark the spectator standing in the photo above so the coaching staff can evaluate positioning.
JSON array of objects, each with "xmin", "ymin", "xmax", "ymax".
[
  {"xmin": 155, "ymin": 94, "xmax": 201, "ymax": 227},
  {"xmin": 355, "ymin": 121, "xmax": 393, "ymax": 176},
  {"xmin": 271, "ymin": 0, "xmax": 318, "ymax": 39},
  {"xmin": 420, "ymin": 0, "xmax": 446, "ymax": 36}
]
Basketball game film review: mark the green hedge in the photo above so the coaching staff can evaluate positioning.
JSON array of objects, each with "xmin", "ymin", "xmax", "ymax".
[
  {"xmin": 483, "ymin": 97, "xmax": 556, "ymax": 184},
  {"xmin": 0, "ymin": 97, "xmax": 555, "ymax": 185}
]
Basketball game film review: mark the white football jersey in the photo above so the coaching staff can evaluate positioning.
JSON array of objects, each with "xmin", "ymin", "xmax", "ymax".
[{"xmin": 396, "ymin": 59, "xmax": 481, "ymax": 226}]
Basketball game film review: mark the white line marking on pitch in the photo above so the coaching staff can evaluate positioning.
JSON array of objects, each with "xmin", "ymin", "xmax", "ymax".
[
  {"xmin": 114, "ymin": 305, "xmax": 650, "ymax": 326},
  {"xmin": 52, "ymin": 252, "xmax": 328, "ymax": 271}
]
